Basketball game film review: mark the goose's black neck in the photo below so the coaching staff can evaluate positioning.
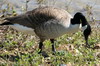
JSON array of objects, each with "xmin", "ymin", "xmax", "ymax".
[
  {"xmin": 71, "ymin": 12, "xmax": 88, "ymax": 26},
  {"xmin": 71, "ymin": 12, "xmax": 92, "ymax": 47}
]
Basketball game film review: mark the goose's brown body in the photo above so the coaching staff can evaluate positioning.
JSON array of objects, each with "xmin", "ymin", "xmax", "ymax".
[
  {"xmin": 0, "ymin": 6, "xmax": 92, "ymax": 54},
  {"xmin": 8, "ymin": 6, "xmax": 81, "ymax": 41}
]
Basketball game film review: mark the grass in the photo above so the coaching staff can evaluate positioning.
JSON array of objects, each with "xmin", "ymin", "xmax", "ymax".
[
  {"xmin": 0, "ymin": 4, "xmax": 100, "ymax": 65},
  {"xmin": 0, "ymin": 22, "xmax": 100, "ymax": 66}
]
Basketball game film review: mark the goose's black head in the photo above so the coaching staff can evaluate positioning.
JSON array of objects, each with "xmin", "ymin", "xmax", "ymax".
[{"xmin": 71, "ymin": 12, "xmax": 92, "ymax": 47}]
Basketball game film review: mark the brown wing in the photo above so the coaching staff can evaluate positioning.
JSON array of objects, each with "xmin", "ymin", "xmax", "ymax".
[
  {"xmin": 4, "ymin": 6, "xmax": 72, "ymax": 28},
  {"xmin": 26, "ymin": 6, "xmax": 71, "ymax": 25}
]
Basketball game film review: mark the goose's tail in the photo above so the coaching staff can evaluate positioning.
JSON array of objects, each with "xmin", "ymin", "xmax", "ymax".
[
  {"xmin": 0, "ymin": 16, "xmax": 17, "ymax": 26},
  {"xmin": 0, "ymin": 21, "xmax": 13, "ymax": 25}
]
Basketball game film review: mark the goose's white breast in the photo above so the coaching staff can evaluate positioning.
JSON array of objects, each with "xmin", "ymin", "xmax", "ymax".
[{"xmin": 9, "ymin": 24, "xmax": 35, "ymax": 35}]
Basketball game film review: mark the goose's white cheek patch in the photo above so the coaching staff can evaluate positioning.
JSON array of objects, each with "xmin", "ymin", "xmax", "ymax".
[
  {"xmin": 82, "ymin": 25, "xmax": 87, "ymax": 32},
  {"xmin": 9, "ymin": 24, "xmax": 35, "ymax": 35}
]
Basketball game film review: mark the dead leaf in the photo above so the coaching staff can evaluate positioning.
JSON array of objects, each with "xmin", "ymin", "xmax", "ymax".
[{"xmin": 93, "ymin": 44, "xmax": 100, "ymax": 49}]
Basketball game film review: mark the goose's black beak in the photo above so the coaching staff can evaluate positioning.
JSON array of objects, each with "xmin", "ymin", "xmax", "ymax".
[{"xmin": 83, "ymin": 24, "xmax": 91, "ymax": 48}]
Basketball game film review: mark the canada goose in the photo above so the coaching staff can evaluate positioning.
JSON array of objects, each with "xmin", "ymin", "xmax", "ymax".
[{"xmin": 0, "ymin": 6, "xmax": 91, "ymax": 54}]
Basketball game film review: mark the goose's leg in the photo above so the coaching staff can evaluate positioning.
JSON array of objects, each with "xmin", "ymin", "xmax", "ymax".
[
  {"xmin": 38, "ymin": 41, "xmax": 43, "ymax": 54},
  {"xmin": 50, "ymin": 39, "xmax": 56, "ymax": 53},
  {"xmin": 38, "ymin": 39, "xmax": 49, "ymax": 57}
]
